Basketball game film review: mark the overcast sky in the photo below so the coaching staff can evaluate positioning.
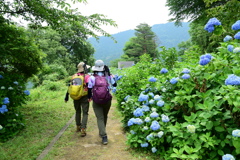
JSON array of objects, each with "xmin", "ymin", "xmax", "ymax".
[{"xmin": 76, "ymin": 0, "xmax": 173, "ymax": 34}]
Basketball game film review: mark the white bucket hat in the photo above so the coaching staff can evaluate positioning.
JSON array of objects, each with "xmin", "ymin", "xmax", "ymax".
[
  {"xmin": 92, "ymin": 60, "xmax": 104, "ymax": 71},
  {"xmin": 77, "ymin": 62, "xmax": 90, "ymax": 72}
]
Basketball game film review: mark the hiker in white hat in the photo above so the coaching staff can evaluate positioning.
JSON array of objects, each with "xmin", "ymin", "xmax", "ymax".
[{"xmin": 88, "ymin": 60, "xmax": 117, "ymax": 145}]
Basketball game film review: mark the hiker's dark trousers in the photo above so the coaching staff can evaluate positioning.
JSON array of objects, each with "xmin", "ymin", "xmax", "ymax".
[
  {"xmin": 74, "ymin": 95, "xmax": 89, "ymax": 129},
  {"xmin": 92, "ymin": 100, "xmax": 111, "ymax": 137}
]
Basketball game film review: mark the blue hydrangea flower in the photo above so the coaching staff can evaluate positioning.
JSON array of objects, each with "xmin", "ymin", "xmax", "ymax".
[
  {"xmin": 8, "ymin": 87, "xmax": 13, "ymax": 90},
  {"xmin": 0, "ymin": 75, "xmax": 3, "ymax": 79},
  {"xmin": 143, "ymin": 126, "xmax": 148, "ymax": 130},
  {"xmin": 199, "ymin": 57, "xmax": 211, "ymax": 66},
  {"xmin": 130, "ymin": 130, "xmax": 136, "ymax": 134},
  {"xmin": 154, "ymin": 95, "xmax": 161, "ymax": 101},
  {"xmin": 232, "ymin": 20, "xmax": 240, "ymax": 30},
  {"xmin": 170, "ymin": 78, "xmax": 179, "ymax": 84},
  {"xmin": 225, "ymin": 74, "xmax": 240, "ymax": 85},
  {"xmin": 145, "ymin": 117, "xmax": 151, "ymax": 122},
  {"xmin": 149, "ymin": 77, "xmax": 157, "ymax": 82},
  {"xmin": 160, "ymin": 68, "xmax": 168, "ymax": 74},
  {"xmin": 205, "ymin": 53, "xmax": 212, "ymax": 60},
  {"xmin": 234, "ymin": 32, "xmax": 240, "ymax": 39},
  {"xmin": 24, "ymin": 90, "xmax": 30, "ymax": 96},
  {"xmin": 142, "ymin": 105, "xmax": 150, "ymax": 112},
  {"xmin": 232, "ymin": 129, "xmax": 240, "ymax": 137},
  {"xmin": 13, "ymin": 81, "xmax": 18, "ymax": 85},
  {"xmin": 227, "ymin": 45, "xmax": 234, "ymax": 52},
  {"xmin": 222, "ymin": 154, "xmax": 235, "ymax": 160},
  {"xmin": 161, "ymin": 114, "xmax": 170, "ymax": 122},
  {"xmin": 157, "ymin": 131, "xmax": 164, "ymax": 138},
  {"xmin": 150, "ymin": 112, "xmax": 159, "ymax": 118},
  {"xmin": 157, "ymin": 100, "xmax": 164, "ymax": 107},
  {"xmin": 182, "ymin": 68, "xmax": 190, "ymax": 74},
  {"xmin": 182, "ymin": 74, "xmax": 191, "ymax": 79},
  {"xmin": 112, "ymin": 87, "xmax": 116, "ymax": 93},
  {"xmin": 187, "ymin": 125, "xmax": 196, "ymax": 133},
  {"xmin": 224, "ymin": 35, "xmax": 233, "ymax": 42},
  {"xmin": 124, "ymin": 95, "xmax": 130, "ymax": 101},
  {"xmin": 151, "ymin": 108, "xmax": 157, "ymax": 112},
  {"xmin": 135, "ymin": 118, "xmax": 143, "ymax": 125},
  {"xmin": 233, "ymin": 47, "xmax": 240, "ymax": 53},
  {"xmin": 151, "ymin": 147, "xmax": 157, "ymax": 153},
  {"xmin": 204, "ymin": 17, "xmax": 221, "ymax": 33},
  {"xmin": 127, "ymin": 118, "xmax": 135, "ymax": 126},
  {"xmin": 148, "ymin": 92, "xmax": 154, "ymax": 98},
  {"xmin": 141, "ymin": 142, "xmax": 149, "ymax": 147},
  {"xmin": 149, "ymin": 99, "xmax": 155, "ymax": 104},
  {"xmin": 0, "ymin": 125, "xmax": 2, "ymax": 130},
  {"xmin": 133, "ymin": 108, "xmax": 144, "ymax": 117},
  {"xmin": 146, "ymin": 133, "xmax": 154, "ymax": 141},
  {"xmin": 150, "ymin": 120, "xmax": 160, "ymax": 130},
  {"xmin": 2, "ymin": 97, "xmax": 9, "ymax": 104},
  {"xmin": 0, "ymin": 105, "xmax": 8, "ymax": 114},
  {"xmin": 138, "ymin": 94, "xmax": 149, "ymax": 102}
]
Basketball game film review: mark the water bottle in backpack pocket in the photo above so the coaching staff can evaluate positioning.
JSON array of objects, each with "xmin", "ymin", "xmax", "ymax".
[{"xmin": 92, "ymin": 75, "xmax": 112, "ymax": 104}]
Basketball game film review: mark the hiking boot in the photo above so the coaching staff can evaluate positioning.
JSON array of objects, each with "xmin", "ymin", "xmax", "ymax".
[
  {"xmin": 102, "ymin": 136, "xmax": 108, "ymax": 145},
  {"xmin": 76, "ymin": 126, "xmax": 81, "ymax": 132},
  {"xmin": 81, "ymin": 128, "xmax": 86, "ymax": 137}
]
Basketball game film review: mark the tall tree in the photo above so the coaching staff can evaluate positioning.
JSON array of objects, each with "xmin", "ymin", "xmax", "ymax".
[{"xmin": 122, "ymin": 23, "xmax": 159, "ymax": 62}]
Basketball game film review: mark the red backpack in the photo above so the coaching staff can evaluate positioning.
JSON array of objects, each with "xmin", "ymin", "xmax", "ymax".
[{"xmin": 92, "ymin": 75, "xmax": 112, "ymax": 104}]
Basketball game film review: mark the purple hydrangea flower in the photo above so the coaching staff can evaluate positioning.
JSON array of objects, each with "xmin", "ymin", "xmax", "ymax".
[
  {"xmin": 232, "ymin": 20, "xmax": 240, "ymax": 30},
  {"xmin": 204, "ymin": 17, "xmax": 221, "ymax": 33},
  {"xmin": 182, "ymin": 74, "xmax": 191, "ymax": 79},
  {"xmin": 160, "ymin": 68, "xmax": 168, "ymax": 74},
  {"xmin": 227, "ymin": 45, "xmax": 234, "ymax": 52}
]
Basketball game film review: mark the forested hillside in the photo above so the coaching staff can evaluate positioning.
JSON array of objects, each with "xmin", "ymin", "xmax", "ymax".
[{"xmin": 88, "ymin": 22, "xmax": 190, "ymax": 65}]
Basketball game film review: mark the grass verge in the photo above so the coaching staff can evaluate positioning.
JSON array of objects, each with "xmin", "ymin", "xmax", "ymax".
[{"xmin": 0, "ymin": 82, "xmax": 75, "ymax": 160}]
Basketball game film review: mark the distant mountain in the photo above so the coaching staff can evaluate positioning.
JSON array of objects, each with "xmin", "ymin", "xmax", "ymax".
[{"xmin": 88, "ymin": 22, "xmax": 190, "ymax": 65}]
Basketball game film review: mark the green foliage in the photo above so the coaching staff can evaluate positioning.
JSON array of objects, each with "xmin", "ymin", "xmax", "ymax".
[
  {"xmin": 122, "ymin": 23, "xmax": 159, "ymax": 63},
  {"xmin": 31, "ymin": 63, "xmax": 68, "ymax": 87},
  {"xmin": 0, "ymin": 72, "xmax": 30, "ymax": 142},
  {"xmin": 115, "ymin": 20, "xmax": 240, "ymax": 159},
  {"xmin": 0, "ymin": 21, "xmax": 43, "ymax": 80},
  {"xmin": 158, "ymin": 46, "xmax": 179, "ymax": 70}
]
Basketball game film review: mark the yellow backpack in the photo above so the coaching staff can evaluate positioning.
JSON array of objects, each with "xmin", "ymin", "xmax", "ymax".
[{"xmin": 68, "ymin": 74, "xmax": 88, "ymax": 100}]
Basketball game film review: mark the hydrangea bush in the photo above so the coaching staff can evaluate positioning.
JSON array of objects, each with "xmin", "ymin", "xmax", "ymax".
[
  {"xmin": 0, "ymin": 72, "xmax": 30, "ymax": 142},
  {"xmin": 115, "ymin": 18, "xmax": 240, "ymax": 159}
]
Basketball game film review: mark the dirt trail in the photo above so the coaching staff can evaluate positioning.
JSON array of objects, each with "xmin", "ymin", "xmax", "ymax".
[{"xmin": 46, "ymin": 99, "xmax": 148, "ymax": 160}]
